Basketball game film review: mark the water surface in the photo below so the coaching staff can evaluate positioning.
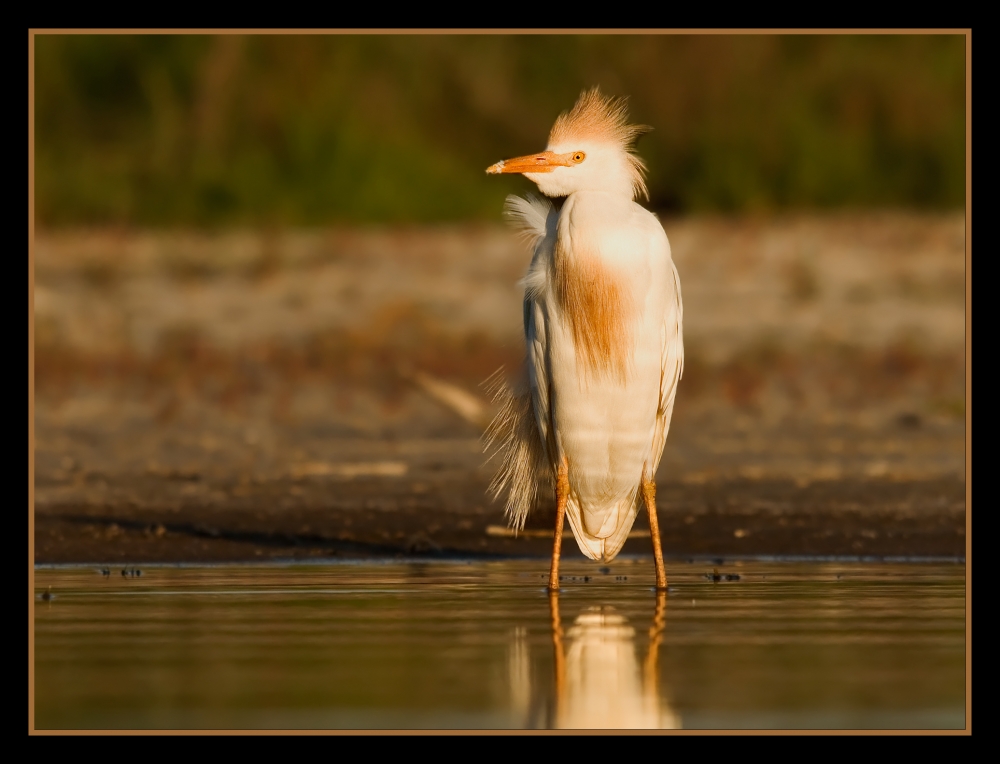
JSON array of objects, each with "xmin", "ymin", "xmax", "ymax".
[{"xmin": 33, "ymin": 558, "xmax": 965, "ymax": 730}]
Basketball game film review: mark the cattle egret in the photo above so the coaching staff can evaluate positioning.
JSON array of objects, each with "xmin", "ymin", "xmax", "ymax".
[{"xmin": 486, "ymin": 88, "xmax": 683, "ymax": 591}]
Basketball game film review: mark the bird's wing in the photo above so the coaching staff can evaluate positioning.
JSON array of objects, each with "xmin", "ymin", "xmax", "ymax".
[
  {"xmin": 650, "ymin": 256, "xmax": 684, "ymax": 474},
  {"xmin": 526, "ymin": 291, "xmax": 551, "ymax": 462},
  {"xmin": 506, "ymin": 194, "xmax": 559, "ymax": 466}
]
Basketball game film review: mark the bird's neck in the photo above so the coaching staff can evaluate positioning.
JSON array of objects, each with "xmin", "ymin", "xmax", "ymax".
[{"xmin": 559, "ymin": 192, "xmax": 638, "ymax": 243}]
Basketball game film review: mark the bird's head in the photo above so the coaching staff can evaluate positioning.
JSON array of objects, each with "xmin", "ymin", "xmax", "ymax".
[{"xmin": 486, "ymin": 88, "xmax": 650, "ymax": 201}]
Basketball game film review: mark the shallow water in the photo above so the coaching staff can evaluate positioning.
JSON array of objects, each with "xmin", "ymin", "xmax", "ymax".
[{"xmin": 33, "ymin": 558, "xmax": 966, "ymax": 730}]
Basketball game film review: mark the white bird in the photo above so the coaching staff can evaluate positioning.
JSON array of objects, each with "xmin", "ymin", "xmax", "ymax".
[{"xmin": 485, "ymin": 88, "xmax": 683, "ymax": 590}]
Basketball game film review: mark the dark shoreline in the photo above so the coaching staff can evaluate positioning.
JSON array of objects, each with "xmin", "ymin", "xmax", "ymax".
[{"xmin": 34, "ymin": 475, "xmax": 966, "ymax": 566}]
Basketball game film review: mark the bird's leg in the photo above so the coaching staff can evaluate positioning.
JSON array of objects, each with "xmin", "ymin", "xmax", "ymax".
[
  {"xmin": 548, "ymin": 458, "xmax": 570, "ymax": 592},
  {"xmin": 642, "ymin": 471, "xmax": 668, "ymax": 590}
]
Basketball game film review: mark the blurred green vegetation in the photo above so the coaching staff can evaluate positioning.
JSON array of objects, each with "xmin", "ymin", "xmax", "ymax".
[{"xmin": 34, "ymin": 34, "xmax": 965, "ymax": 227}]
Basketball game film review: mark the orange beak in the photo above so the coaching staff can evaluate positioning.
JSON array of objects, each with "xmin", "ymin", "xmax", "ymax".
[{"xmin": 486, "ymin": 150, "xmax": 574, "ymax": 175}]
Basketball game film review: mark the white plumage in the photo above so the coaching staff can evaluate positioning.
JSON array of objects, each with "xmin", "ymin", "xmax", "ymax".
[{"xmin": 486, "ymin": 88, "xmax": 683, "ymax": 583}]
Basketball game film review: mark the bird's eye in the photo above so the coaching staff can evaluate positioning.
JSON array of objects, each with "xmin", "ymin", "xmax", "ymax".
[{"xmin": 572, "ymin": 152, "xmax": 586, "ymax": 163}]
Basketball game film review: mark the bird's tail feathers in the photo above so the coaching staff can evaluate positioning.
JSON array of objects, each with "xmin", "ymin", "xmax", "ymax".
[
  {"xmin": 564, "ymin": 492, "xmax": 640, "ymax": 563},
  {"xmin": 483, "ymin": 367, "xmax": 551, "ymax": 532}
]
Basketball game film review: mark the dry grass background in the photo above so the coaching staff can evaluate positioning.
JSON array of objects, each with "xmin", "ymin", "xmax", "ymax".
[{"xmin": 34, "ymin": 211, "xmax": 965, "ymax": 419}]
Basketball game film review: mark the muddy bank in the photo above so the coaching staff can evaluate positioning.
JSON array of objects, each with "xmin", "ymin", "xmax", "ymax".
[
  {"xmin": 35, "ymin": 460, "xmax": 965, "ymax": 565},
  {"xmin": 35, "ymin": 480, "xmax": 965, "ymax": 565},
  {"xmin": 33, "ymin": 387, "xmax": 966, "ymax": 564}
]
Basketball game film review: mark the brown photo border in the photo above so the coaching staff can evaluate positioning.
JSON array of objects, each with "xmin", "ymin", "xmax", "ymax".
[{"xmin": 27, "ymin": 27, "xmax": 972, "ymax": 736}]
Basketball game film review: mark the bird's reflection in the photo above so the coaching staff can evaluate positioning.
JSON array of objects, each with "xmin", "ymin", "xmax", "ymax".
[{"xmin": 507, "ymin": 591, "xmax": 680, "ymax": 729}]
